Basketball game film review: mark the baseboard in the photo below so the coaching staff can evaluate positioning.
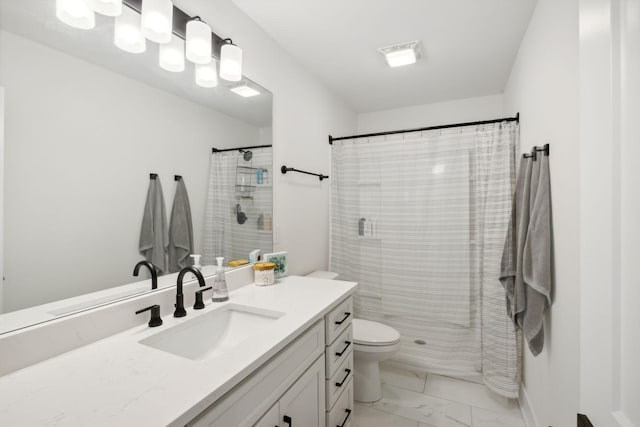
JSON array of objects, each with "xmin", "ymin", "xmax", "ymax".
[{"xmin": 518, "ymin": 384, "xmax": 540, "ymax": 427}]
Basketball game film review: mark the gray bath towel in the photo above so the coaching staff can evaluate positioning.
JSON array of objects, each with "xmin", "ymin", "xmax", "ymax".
[
  {"xmin": 500, "ymin": 156, "xmax": 532, "ymax": 324},
  {"xmin": 521, "ymin": 154, "xmax": 552, "ymax": 356},
  {"xmin": 168, "ymin": 179, "xmax": 194, "ymax": 273},
  {"xmin": 139, "ymin": 178, "xmax": 168, "ymax": 274}
]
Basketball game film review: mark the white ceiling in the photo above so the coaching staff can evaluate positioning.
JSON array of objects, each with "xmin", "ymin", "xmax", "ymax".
[{"xmin": 232, "ymin": 0, "xmax": 537, "ymax": 113}]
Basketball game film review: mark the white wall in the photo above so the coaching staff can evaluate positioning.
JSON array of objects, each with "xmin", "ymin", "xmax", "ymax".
[
  {"xmin": 619, "ymin": 1, "xmax": 640, "ymax": 422},
  {"xmin": 357, "ymin": 94, "xmax": 505, "ymax": 133},
  {"xmin": 0, "ymin": 30, "xmax": 260, "ymax": 311},
  {"xmin": 0, "ymin": 88, "xmax": 4, "ymax": 312},
  {"xmin": 188, "ymin": 0, "xmax": 358, "ymax": 275},
  {"xmin": 503, "ymin": 0, "xmax": 581, "ymax": 426}
]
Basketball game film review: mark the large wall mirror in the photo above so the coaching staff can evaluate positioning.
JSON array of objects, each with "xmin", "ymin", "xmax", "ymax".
[{"xmin": 0, "ymin": 0, "xmax": 273, "ymax": 333}]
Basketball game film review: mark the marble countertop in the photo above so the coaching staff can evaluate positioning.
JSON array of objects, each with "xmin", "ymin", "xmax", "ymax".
[{"xmin": 0, "ymin": 276, "xmax": 356, "ymax": 426}]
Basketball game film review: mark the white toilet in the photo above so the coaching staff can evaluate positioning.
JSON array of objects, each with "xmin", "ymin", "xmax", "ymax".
[
  {"xmin": 305, "ymin": 271, "xmax": 401, "ymax": 403},
  {"xmin": 352, "ymin": 318, "xmax": 401, "ymax": 402}
]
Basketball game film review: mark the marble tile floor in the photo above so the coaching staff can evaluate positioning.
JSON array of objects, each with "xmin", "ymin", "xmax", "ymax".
[{"xmin": 351, "ymin": 362, "xmax": 526, "ymax": 427}]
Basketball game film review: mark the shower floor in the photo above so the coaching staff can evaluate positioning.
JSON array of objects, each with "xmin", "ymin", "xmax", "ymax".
[{"xmin": 351, "ymin": 362, "xmax": 526, "ymax": 427}]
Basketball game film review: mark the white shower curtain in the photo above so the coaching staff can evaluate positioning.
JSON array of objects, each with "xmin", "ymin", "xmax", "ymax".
[
  {"xmin": 330, "ymin": 122, "xmax": 521, "ymax": 398},
  {"xmin": 203, "ymin": 151, "xmax": 235, "ymax": 265},
  {"xmin": 203, "ymin": 148, "xmax": 274, "ymax": 264}
]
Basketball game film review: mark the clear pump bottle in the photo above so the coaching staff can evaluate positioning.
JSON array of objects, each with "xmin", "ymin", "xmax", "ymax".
[{"xmin": 212, "ymin": 257, "xmax": 229, "ymax": 302}]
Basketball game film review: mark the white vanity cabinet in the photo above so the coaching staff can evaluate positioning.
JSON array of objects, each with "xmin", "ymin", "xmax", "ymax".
[
  {"xmin": 187, "ymin": 295, "xmax": 355, "ymax": 427},
  {"xmin": 187, "ymin": 320, "xmax": 325, "ymax": 427},
  {"xmin": 324, "ymin": 297, "xmax": 354, "ymax": 427},
  {"xmin": 254, "ymin": 356, "xmax": 325, "ymax": 427}
]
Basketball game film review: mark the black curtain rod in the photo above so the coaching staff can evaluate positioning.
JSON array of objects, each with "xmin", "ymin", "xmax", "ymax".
[
  {"xmin": 328, "ymin": 113, "xmax": 520, "ymax": 144},
  {"xmin": 211, "ymin": 144, "xmax": 272, "ymax": 153}
]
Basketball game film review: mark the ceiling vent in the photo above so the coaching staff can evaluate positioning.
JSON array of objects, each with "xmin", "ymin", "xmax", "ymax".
[{"xmin": 378, "ymin": 40, "xmax": 422, "ymax": 68}]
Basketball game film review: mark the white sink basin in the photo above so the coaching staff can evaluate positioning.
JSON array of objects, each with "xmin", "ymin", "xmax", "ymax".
[{"xmin": 139, "ymin": 304, "xmax": 285, "ymax": 361}]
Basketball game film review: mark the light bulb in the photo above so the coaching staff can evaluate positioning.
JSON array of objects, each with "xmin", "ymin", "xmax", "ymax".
[
  {"xmin": 195, "ymin": 62, "xmax": 218, "ymax": 88},
  {"xmin": 141, "ymin": 0, "xmax": 173, "ymax": 44},
  {"xmin": 186, "ymin": 19, "xmax": 212, "ymax": 64},
  {"xmin": 159, "ymin": 36, "xmax": 185, "ymax": 72},
  {"xmin": 56, "ymin": 0, "xmax": 95, "ymax": 30},
  {"xmin": 220, "ymin": 40, "xmax": 242, "ymax": 82},
  {"xmin": 114, "ymin": 6, "xmax": 146, "ymax": 53},
  {"xmin": 87, "ymin": 0, "xmax": 122, "ymax": 17}
]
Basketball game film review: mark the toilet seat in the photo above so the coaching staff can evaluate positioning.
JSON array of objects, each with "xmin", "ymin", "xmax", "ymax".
[{"xmin": 353, "ymin": 319, "xmax": 400, "ymax": 346}]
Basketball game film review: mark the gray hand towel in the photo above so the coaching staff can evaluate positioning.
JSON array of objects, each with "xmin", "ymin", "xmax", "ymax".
[
  {"xmin": 500, "ymin": 156, "xmax": 532, "ymax": 325},
  {"xmin": 521, "ymin": 154, "xmax": 552, "ymax": 356},
  {"xmin": 168, "ymin": 179, "xmax": 194, "ymax": 273},
  {"xmin": 139, "ymin": 178, "xmax": 168, "ymax": 274}
]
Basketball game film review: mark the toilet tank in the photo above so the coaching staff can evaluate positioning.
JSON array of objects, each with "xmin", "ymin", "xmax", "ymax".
[{"xmin": 305, "ymin": 271, "xmax": 339, "ymax": 280}]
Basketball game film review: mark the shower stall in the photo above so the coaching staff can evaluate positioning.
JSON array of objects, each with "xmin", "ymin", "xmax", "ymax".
[
  {"xmin": 203, "ymin": 146, "xmax": 273, "ymax": 264},
  {"xmin": 330, "ymin": 119, "xmax": 520, "ymax": 398}
]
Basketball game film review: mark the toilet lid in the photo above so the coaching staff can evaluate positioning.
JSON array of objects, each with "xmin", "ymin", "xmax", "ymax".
[{"xmin": 352, "ymin": 319, "xmax": 400, "ymax": 345}]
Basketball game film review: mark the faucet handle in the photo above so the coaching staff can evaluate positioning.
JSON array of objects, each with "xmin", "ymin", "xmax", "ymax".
[
  {"xmin": 136, "ymin": 304, "xmax": 163, "ymax": 327},
  {"xmin": 194, "ymin": 287, "xmax": 213, "ymax": 310}
]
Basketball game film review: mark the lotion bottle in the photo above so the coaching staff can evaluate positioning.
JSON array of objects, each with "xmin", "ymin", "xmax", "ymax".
[{"xmin": 212, "ymin": 257, "xmax": 229, "ymax": 302}]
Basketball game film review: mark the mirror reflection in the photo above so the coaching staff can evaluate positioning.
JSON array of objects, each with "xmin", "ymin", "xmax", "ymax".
[{"xmin": 0, "ymin": 0, "xmax": 273, "ymax": 332}]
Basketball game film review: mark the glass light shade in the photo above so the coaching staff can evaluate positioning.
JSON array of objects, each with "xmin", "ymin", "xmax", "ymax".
[
  {"xmin": 220, "ymin": 42, "xmax": 242, "ymax": 82},
  {"xmin": 186, "ymin": 20, "xmax": 212, "ymax": 64},
  {"xmin": 195, "ymin": 63, "xmax": 218, "ymax": 88},
  {"xmin": 114, "ymin": 6, "xmax": 146, "ymax": 53},
  {"xmin": 159, "ymin": 36, "xmax": 185, "ymax": 72},
  {"xmin": 87, "ymin": 0, "xmax": 122, "ymax": 17},
  {"xmin": 56, "ymin": 0, "xmax": 95, "ymax": 30},
  {"xmin": 141, "ymin": 0, "xmax": 173, "ymax": 44}
]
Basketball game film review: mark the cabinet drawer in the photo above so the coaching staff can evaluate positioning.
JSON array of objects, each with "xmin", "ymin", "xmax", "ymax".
[
  {"xmin": 326, "ymin": 352, "xmax": 353, "ymax": 410},
  {"xmin": 325, "ymin": 297, "xmax": 353, "ymax": 345},
  {"xmin": 325, "ymin": 324, "xmax": 353, "ymax": 378},
  {"xmin": 189, "ymin": 320, "xmax": 325, "ymax": 427},
  {"xmin": 326, "ymin": 378, "xmax": 353, "ymax": 427}
]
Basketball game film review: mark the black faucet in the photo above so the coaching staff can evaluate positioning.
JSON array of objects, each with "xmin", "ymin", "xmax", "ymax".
[
  {"xmin": 133, "ymin": 261, "xmax": 158, "ymax": 290},
  {"xmin": 174, "ymin": 267, "xmax": 207, "ymax": 317}
]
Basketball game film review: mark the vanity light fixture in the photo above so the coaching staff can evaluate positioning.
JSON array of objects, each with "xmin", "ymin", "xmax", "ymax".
[
  {"xmin": 159, "ymin": 36, "xmax": 185, "ymax": 72},
  {"xmin": 87, "ymin": 0, "xmax": 123, "ymax": 17},
  {"xmin": 186, "ymin": 17, "xmax": 212, "ymax": 64},
  {"xmin": 220, "ymin": 39, "xmax": 243, "ymax": 82},
  {"xmin": 378, "ymin": 40, "xmax": 422, "ymax": 68},
  {"xmin": 141, "ymin": 0, "xmax": 173, "ymax": 44},
  {"xmin": 230, "ymin": 84, "xmax": 260, "ymax": 98},
  {"xmin": 114, "ymin": 5, "xmax": 146, "ymax": 53},
  {"xmin": 56, "ymin": 0, "xmax": 246, "ymax": 92},
  {"xmin": 56, "ymin": 0, "xmax": 96, "ymax": 30},
  {"xmin": 195, "ymin": 62, "xmax": 219, "ymax": 88}
]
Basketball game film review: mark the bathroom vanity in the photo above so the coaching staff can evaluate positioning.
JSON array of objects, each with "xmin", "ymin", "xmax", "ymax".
[{"xmin": 0, "ymin": 275, "xmax": 356, "ymax": 426}]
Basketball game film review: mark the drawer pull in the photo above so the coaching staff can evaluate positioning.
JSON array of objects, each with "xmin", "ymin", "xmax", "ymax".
[
  {"xmin": 283, "ymin": 415, "xmax": 292, "ymax": 426},
  {"xmin": 335, "ymin": 368, "xmax": 351, "ymax": 387},
  {"xmin": 335, "ymin": 340, "xmax": 351, "ymax": 356},
  {"xmin": 334, "ymin": 312, "xmax": 351, "ymax": 325},
  {"xmin": 336, "ymin": 408, "xmax": 351, "ymax": 427}
]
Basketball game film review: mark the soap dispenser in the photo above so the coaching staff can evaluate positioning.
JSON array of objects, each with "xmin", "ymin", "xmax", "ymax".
[{"xmin": 212, "ymin": 257, "xmax": 229, "ymax": 302}]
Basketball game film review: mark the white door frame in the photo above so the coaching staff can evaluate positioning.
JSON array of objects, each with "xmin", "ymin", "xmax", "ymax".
[{"xmin": 579, "ymin": 0, "xmax": 638, "ymax": 425}]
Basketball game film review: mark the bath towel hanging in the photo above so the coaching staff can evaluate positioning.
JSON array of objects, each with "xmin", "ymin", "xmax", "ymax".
[
  {"xmin": 168, "ymin": 177, "xmax": 194, "ymax": 273},
  {"xmin": 500, "ymin": 156, "xmax": 532, "ymax": 323},
  {"xmin": 521, "ymin": 151, "xmax": 552, "ymax": 355},
  {"xmin": 139, "ymin": 175, "xmax": 169, "ymax": 274},
  {"xmin": 500, "ymin": 146, "xmax": 552, "ymax": 356}
]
